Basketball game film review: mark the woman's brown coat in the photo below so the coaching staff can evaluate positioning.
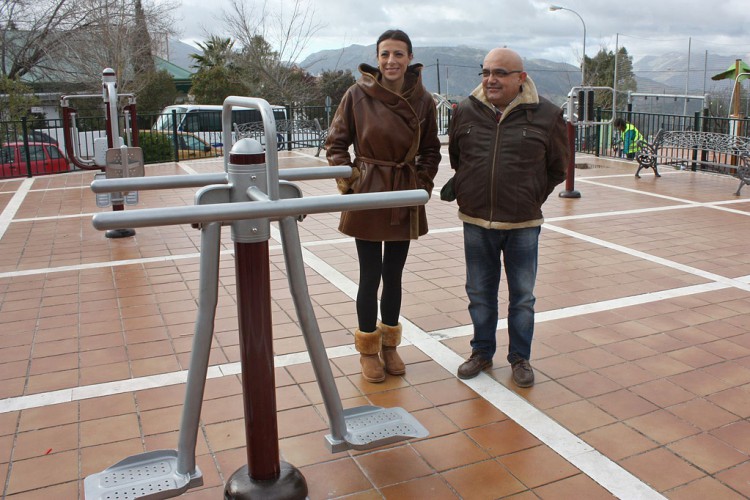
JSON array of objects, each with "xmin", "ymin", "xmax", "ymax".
[{"xmin": 325, "ymin": 63, "xmax": 442, "ymax": 241}]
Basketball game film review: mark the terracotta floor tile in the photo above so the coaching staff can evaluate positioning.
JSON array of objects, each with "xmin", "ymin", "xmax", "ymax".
[
  {"xmin": 412, "ymin": 432, "xmax": 490, "ymax": 471},
  {"xmin": 379, "ymin": 474, "xmax": 459, "ymax": 499},
  {"xmin": 25, "ymin": 369, "xmax": 78, "ymax": 394},
  {"xmin": 707, "ymin": 386, "xmax": 750, "ymax": 417},
  {"xmin": 590, "ymin": 389, "xmax": 659, "ymax": 420},
  {"xmin": 299, "ymin": 375, "xmax": 362, "ymax": 406},
  {"xmin": 302, "ymin": 456, "xmax": 375, "ymax": 499},
  {"xmin": 2, "ymin": 480, "xmax": 80, "ymax": 500},
  {"xmin": 710, "ymin": 420, "xmax": 750, "ymax": 454},
  {"xmin": 441, "ymin": 459, "xmax": 526, "ymax": 499},
  {"xmin": 498, "ymin": 445, "xmax": 580, "ymax": 489},
  {"xmin": 203, "ymin": 419, "xmax": 246, "ymax": 453},
  {"xmin": 545, "ymin": 400, "xmax": 616, "ymax": 434},
  {"xmin": 279, "ymin": 430, "xmax": 348, "ymax": 468},
  {"xmin": 532, "ymin": 354, "xmax": 589, "ymax": 379},
  {"xmin": 13, "ymin": 422, "xmax": 79, "ymax": 461},
  {"xmin": 665, "ymin": 476, "xmax": 747, "ymax": 500},
  {"xmin": 199, "ymin": 394, "xmax": 245, "ymax": 425},
  {"xmin": 402, "ymin": 360, "xmax": 454, "ymax": 385},
  {"xmin": 581, "ymin": 422, "xmax": 657, "ymax": 461},
  {"xmin": 715, "ymin": 461, "xmax": 750, "ymax": 497},
  {"xmin": 79, "ymin": 413, "xmax": 141, "ymax": 448},
  {"xmin": 626, "ymin": 410, "xmax": 701, "ymax": 445},
  {"xmin": 465, "ymin": 420, "xmax": 541, "ymax": 457},
  {"xmin": 277, "ymin": 406, "xmax": 328, "ymax": 439},
  {"xmin": 557, "ymin": 371, "xmax": 622, "ymax": 398},
  {"xmin": 354, "ymin": 445, "xmax": 433, "ymax": 488},
  {"xmin": 6, "ymin": 449, "xmax": 78, "ymax": 494},
  {"xmin": 520, "ymin": 380, "xmax": 581, "ymax": 410},
  {"xmin": 596, "ymin": 362, "xmax": 658, "ymax": 387},
  {"xmin": 140, "ymin": 405, "xmax": 183, "ymax": 436},
  {"xmin": 667, "ymin": 369, "xmax": 732, "ymax": 396},
  {"xmin": 409, "ymin": 407, "xmax": 460, "ymax": 440},
  {"xmin": 630, "ymin": 378, "xmax": 697, "ymax": 407},
  {"xmin": 668, "ymin": 398, "xmax": 739, "ymax": 431},
  {"xmin": 414, "ymin": 378, "xmax": 478, "ymax": 406},
  {"xmin": 626, "ymin": 437, "xmax": 709, "ymax": 490},
  {"xmin": 18, "ymin": 401, "xmax": 78, "ymax": 432},
  {"xmin": 668, "ymin": 433, "xmax": 747, "ymax": 474},
  {"xmin": 533, "ymin": 473, "xmax": 617, "ymax": 499},
  {"xmin": 365, "ymin": 385, "xmax": 434, "ymax": 413},
  {"xmin": 437, "ymin": 397, "xmax": 507, "ymax": 430}
]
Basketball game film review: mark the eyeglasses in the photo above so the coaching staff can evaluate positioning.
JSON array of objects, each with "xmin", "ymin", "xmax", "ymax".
[{"xmin": 479, "ymin": 69, "xmax": 522, "ymax": 78}]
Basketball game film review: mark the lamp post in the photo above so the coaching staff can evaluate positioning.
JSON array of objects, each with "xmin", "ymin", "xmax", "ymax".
[{"xmin": 549, "ymin": 5, "xmax": 586, "ymax": 85}]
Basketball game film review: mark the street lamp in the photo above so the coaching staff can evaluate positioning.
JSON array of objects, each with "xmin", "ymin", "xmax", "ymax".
[{"xmin": 549, "ymin": 5, "xmax": 586, "ymax": 85}]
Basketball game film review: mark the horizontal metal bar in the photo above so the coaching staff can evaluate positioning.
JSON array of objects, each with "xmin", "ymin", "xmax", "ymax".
[
  {"xmin": 89, "ymin": 167, "xmax": 352, "ymax": 193},
  {"xmin": 92, "ymin": 190, "xmax": 428, "ymax": 230},
  {"xmin": 91, "ymin": 173, "xmax": 227, "ymax": 193}
]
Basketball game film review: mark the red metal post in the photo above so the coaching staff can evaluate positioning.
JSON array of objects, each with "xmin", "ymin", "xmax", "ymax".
[
  {"xmin": 234, "ymin": 240, "xmax": 280, "ymax": 480},
  {"xmin": 559, "ymin": 121, "xmax": 581, "ymax": 198}
]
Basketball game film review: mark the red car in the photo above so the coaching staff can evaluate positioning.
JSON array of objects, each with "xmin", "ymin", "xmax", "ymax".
[{"xmin": 0, "ymin": 142, "xmax": 70, "ymax": 178}]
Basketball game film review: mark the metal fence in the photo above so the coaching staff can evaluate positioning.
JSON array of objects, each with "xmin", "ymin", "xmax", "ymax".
[{"xmin": 3, "ymin": 105, "xmax": 750, "ymax": 179}]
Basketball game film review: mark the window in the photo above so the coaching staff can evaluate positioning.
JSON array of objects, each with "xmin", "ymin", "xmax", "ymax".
[
  {"xmin": 0, "ymin": 147, "xmax": 14, "ymax": 164},
  {"xmin": 46, "ymin": 146, "xmax": 64, "ymax": 159}
]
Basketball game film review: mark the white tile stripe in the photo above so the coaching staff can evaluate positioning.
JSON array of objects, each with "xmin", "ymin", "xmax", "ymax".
[{"xmin": 0, "ymin": 177, "xmax": 33, "ymax": 240}]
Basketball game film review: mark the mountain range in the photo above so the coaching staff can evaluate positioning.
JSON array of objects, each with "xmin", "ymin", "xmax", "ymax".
[{"xmin": 168, "ymin": 39, "xmax": 745, "ymax": 113}]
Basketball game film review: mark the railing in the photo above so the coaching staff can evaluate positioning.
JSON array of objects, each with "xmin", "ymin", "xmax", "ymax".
[{"xmin": 5, "ymin": 105, "xmax": 750, "ymax": 179}]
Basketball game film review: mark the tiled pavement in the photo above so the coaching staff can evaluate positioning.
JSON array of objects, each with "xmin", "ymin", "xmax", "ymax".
[{"xmin": 1, "ymin": 146, "xmax": 750, "ymax": 499}]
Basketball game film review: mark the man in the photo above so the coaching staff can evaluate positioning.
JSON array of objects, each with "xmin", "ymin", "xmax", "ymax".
[
  {"xmin": 448, "ymin": 48, "xmax": 569, "ymax": 387},
  {"xmin": 614, "ymin": 117, "xmax": 644, "ymax": 160}
]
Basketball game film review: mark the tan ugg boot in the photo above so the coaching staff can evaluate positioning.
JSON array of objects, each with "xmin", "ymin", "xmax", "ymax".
[
  {"xmin": 379, "ymin": 322, "xmax": 405, "ymax": 375},
  {"xmin": 354, "ymin": 328, "xmax": 385, "ymax": 383}
]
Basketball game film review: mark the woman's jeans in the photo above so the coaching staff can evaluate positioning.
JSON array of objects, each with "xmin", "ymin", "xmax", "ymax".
[{"xmin": 463, "ymin": 223, "xmax": 540, "ymax": 363}]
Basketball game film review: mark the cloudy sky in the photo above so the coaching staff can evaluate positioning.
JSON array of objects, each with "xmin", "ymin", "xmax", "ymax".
[{"xmin": 169, "ymin": 0, "xmax": 750, "ymax": 67}]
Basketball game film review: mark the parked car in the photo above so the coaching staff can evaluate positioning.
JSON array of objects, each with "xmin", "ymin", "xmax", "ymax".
[
  {"xmin": 0, "ymin": 142, "xmax": 70, "ymax": 177},
  {"xmin": 14, "ymin": 130, "xmax": 60, "ymax": 146},
  {"xmin": 153, "ymin": 131, "xmax": 218, "ymax": 160}
]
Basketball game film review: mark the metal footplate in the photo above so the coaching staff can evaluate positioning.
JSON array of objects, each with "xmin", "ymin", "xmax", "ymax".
[
  {"xmin": 325, "ymin": 405, "xmax": 429, "ymax": 452},
  {"xmin": 83, "ymin": 450, "xmax": 203, "ymax": 500}
]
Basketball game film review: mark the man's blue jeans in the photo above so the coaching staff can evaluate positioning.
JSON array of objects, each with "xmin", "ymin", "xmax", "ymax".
[{"xmin": 463, "ymin": 223, "xmax": 540, "ymax": 363}]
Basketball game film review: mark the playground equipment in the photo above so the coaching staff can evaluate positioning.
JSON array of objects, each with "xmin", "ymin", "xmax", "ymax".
[
  {"xmin": 61, "ymin": 68, "xmax": 143, "ymax": 238},
  {"xmin": 83, "ymin": 97, "xmax": 429, "ymax": 499}
]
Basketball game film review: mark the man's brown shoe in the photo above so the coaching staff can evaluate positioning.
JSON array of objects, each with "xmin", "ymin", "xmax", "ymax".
[
  {"xmin": 511, "ymin": 358, "xmax": 534, "ymax": 388},
  {"xmin": 457, "ymin": 353, "xmax": 492, "ymax": 379}
]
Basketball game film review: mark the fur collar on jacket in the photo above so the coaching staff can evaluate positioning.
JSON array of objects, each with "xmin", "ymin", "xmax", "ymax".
[
  {"xmin": 356, "ymin": 63, "xmax": 426, "ymax": 102},
  {"xmin": 469, "ymin": 75, "xmax": 540, "ymax": 118}
]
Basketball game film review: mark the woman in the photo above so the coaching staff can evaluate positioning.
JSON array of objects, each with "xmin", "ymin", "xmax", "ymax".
[{"xmin": 326, "ymin": 29, "xmax": 441, "ymax": 383}]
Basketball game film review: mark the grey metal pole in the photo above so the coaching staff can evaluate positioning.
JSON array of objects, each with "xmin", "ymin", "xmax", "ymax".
[{"xmin": 176, "ymin": 221, "xmax": 221, "ymax": 476}]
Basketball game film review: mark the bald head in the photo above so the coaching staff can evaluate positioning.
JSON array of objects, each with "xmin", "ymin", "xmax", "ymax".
[
  {"xmin": 481, "ymin": 48, "xmax": 527, "ymax": 109},
  {"xmin": 484, "ymin": 48, "xmax": 524, "ymax": 72}
]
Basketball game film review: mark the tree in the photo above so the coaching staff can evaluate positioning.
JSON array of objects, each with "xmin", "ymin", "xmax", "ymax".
[
  {"xmin": 221, "ymin": 0, "xmax": 323, "ymax": 105},
  {"xmin": 189, "ymin": 36, "xmax": 235, "ymax": 71},
  {"xmin": 188, "ymin": 36, "xmax": 247, "ymax": 103},
  {"xmin": 0, "ymin": 77, "xmax": 38, "ymax": 122},
  {"xmin": 136, "ymin": 70, "xmax": 176, "ymax": 114},
  {"xmin": 316, "ymin": 69, "xmax": 354, "ymax": 105},
  {"xmin": 0, "ymin": 0, "xmax": 176, "ymax": 93},
  {"xmin": 583, "ymin": 46, "xmax": 637, "ymax": 110}
]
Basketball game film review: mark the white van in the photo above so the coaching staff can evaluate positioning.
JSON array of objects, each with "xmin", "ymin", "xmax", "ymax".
[{"xmin": 152, "ymin": 104, "xmax": 288, "ymax": 149}]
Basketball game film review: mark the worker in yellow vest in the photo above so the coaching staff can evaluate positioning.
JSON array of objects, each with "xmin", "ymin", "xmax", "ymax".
[{"xmin": 614, "ymin": 118, "xmax": 644, "ymax": 160}]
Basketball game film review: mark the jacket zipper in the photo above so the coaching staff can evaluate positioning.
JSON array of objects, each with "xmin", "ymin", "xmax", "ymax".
[{"xmin": 489, "ymin": 117, "xmax": 500, "ymax": 222}]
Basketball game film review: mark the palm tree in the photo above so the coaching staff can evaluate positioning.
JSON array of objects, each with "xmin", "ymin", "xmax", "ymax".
[{"xmin": 189, "ymin": 36, "xmax": 235, "ymax": 71}]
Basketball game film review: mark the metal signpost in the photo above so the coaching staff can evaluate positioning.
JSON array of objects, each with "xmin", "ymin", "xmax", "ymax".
[{"xmin": 83, "ymin": 97, "xmax": 429, "ymax": 500}]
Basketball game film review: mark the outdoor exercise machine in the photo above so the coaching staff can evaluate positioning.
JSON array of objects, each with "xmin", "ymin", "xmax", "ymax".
[
  {"xmin": 61, "ymin": 68, "xmax": 143, "ymax": 238},
  {"xmin": 560, "ymin": 85, "xmax": 615, "ymax": 199},
  {"xmin": 83, "ymin": 97, "xmax": 429, "ymax": 499}
]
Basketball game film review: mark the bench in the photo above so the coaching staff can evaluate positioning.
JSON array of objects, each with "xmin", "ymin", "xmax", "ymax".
[
  {"xmin": 234, "ymin": 118, "xmax": 328, "ymax": 157},
  {"xmin": 635, "ymin": 129, "xmax": 750, "ymax": 195}
]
